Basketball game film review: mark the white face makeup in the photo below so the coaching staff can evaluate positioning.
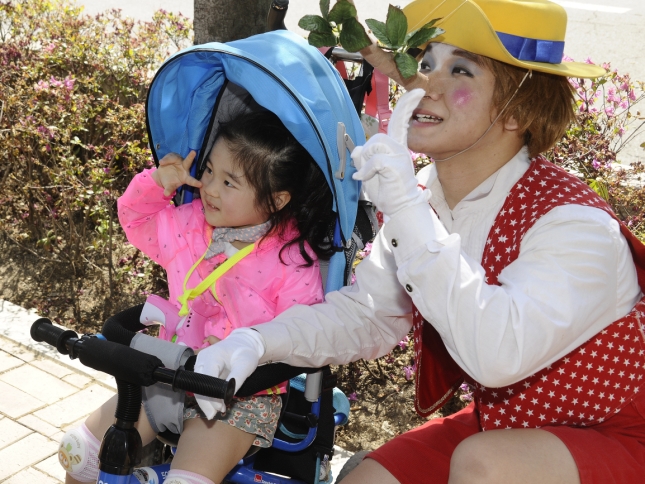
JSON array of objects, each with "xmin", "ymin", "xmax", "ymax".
[
  {"xmin": 199, "ymin": 139, "xmax": 268, "ymax": 229},
  {"xmin": 407, "ymin": 43, "xmax": 502, "ymax": 161}
]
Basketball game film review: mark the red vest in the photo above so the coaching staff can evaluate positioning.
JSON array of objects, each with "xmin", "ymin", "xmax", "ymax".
[{"xmin": 413, "ymin": 157, "xmax": 645, "ymax": 429}]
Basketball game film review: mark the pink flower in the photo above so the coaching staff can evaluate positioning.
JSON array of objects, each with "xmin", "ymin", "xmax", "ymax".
[
  {"xmin": 44, "ymin": 43, "xmax": 56, "ymax": 53},
  {"xmin": 363, "ymin": 242, "xmax": 373, "ymax": 256},
  {"xmin": 618, "ymin": 127, "xmax": 626, "ymax": 137},
  {"xmin": 63, "ymin": 76, "xmax": 75, "ymax": 91},
  {"xmin": 49, "ymin": 76, "xmax": 63, "ymax": 88},
  {"xmin": 34, "ymin": 80, "xmax": 49, "ymax": 91},
  {"xmin": 629, "ymin": 90, "xmax": 636, "ymax": 101},
  {"xmin": 605, "ymin": 105, "xmax": 615, "ymax": 117},
  {"xmin": 592, "ymin": 159, "xmax": 601, "ymax": 170},
  {"xmin": 403, "ymin": 362, "xmax": 418, "ymax": 381},
  {"xmin": 562, "ymin": 54, "xmax": 574, "ymax": 62},
  {"xmin": 403, "ymin": 366, "xmax": 414, "ymax": 380},
  {"xmin": 348, "ymin": 392, "xmax": 358, "ymax": 401},
  {"xmin": 397, "ymin": 335, "xmax": 409, "ymax": 350},
  {"xmin": 584, "ymin": 57, "xmax": 594, "ymax": 65}
]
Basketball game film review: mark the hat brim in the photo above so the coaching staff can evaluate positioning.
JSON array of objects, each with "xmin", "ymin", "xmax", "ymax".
[{"xmin": 404, "ymin": 0, "xmax": 607, "ymax": 79}]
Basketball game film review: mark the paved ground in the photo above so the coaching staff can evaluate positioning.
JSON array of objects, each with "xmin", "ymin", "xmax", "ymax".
[{"xmin": 0, "ymin": 299, "xmax": 352, "ymax": 483}]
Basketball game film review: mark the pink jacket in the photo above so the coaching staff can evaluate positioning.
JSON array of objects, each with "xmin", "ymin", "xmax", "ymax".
[{"xmin": 117, "ymin": 169, "xmax": 325, "ymax": 350}]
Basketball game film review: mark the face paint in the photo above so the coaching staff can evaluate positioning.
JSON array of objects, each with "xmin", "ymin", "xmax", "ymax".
[{"xmin": 452, "ymin": 88, "xmax": 473, "ymax": 107}]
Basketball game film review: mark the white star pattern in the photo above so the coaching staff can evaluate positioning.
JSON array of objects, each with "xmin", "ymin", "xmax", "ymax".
[{"xmin": 412, "ymin": 157, "xmax": 645, "ymax": 429}]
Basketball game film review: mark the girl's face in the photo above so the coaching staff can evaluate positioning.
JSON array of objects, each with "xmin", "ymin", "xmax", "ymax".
[
  {"xmin": 200, "ymin": 139, "xmax": 269, "ymax": 228},
  {"xmin": 407, "ymin": 43, "xmax": 501, "ymax": 159}
]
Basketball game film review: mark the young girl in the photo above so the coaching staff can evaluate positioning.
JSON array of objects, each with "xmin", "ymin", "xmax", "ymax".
[
  {"xmin": 60, "ymin": 109, "xmax": 335, "ymax": 484},
  {"xmin": 195, "ymin": 0, "xmax": 645, "ymax": 483}
]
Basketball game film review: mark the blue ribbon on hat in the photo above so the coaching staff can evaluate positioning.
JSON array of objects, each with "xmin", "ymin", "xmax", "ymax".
[{"xmin": 496, "ymin": 31, "xmax": 564, "ymax": 64}]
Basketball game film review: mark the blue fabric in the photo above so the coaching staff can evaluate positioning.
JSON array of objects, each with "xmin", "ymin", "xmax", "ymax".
[
  {"xmin": 496, "ymin": 31, "xmax": 564, "ymax": 65},
  {"xmin": 146, "ymin": 31, "xmax": 365, "ymax": 293}
]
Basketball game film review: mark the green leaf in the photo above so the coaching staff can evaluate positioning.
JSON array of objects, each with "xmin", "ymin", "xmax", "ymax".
[
  {"xmin": 298, "ymin": 15, "xmax": 332, "ymax": 34},
  {"xmin": 328, "ymin": 0, "xmax": 357, "ymax": 24},
  {"xmin": 339, "ymin": 17, "xmax": 372, "ymax": 52},
  {"xmin": 320, "ymin": 0, "xmax": 330, "ymax": 20},
  {"xmin": 308, "ymin": 30, "xmax": 338, "ymax": 48},
  {"xmin": 394, "ymin": 52, "xmax": 419, "ymax": 78},
  {"xmin": 640, "ymin": 142, "xmax": 645, "ymax": 149},
  {"xmin": 385, "ymin": 4, "xmax": 408, "ymax": 47},
  {"xmin": 420, "ymin": 18, "xmax": 440, "ymax": 29},
  {"xmin": 588, "ymin": 179, "xmax": 609, "ymax": 200},
  {"xmin": 406, "ymin": 26, "xmax": 444, "ymax": 49},
  {"xmin": 365, "ymin": 18, "xmax": 390, "ymax": 46}
]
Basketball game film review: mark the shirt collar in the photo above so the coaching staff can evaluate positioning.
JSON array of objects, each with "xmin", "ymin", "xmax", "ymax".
[{"xmin": 420, "ymin": 147, "xmax": 531, "ymax": 218}]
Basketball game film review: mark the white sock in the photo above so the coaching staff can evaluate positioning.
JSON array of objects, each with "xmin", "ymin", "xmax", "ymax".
[
  {"xmin": 164, "ymin": 469, "xmax": 216, "ymax": 484},
  {"xmin": 59, "ymin": 423, "xmax": 101, "ymax": 482}
]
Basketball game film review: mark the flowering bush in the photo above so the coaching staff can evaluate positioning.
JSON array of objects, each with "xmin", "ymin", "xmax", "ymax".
[
  {"xmin": 0, "ymin": 0, "xmax": 192, "ymax": 325},
  {"xmin": 548, "ymin": 59, "xmax": 645, "ymax": 239}
]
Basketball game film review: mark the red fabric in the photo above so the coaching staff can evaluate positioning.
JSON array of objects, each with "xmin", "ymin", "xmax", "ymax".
[
  {"xmin": 412, "ymin": 308, "xmax": 463, "ymax": 417},
  {"xmin": 368, "ymin": 403, "xmax": 480, "ymax": 484},
  {"xmin": 369, "ymin": 391, "xmax": 645, "ymax": 484},
  {"xmin": 473, "ymin": 157, "xmax": 645, "ymax": 429},
  {"xmin": 364, "ymin": 68, "xmax": 391, "ymax": 134},
  {"xmin": 413, "ymin": 157, "xmax": 645, "ymax": 424}
]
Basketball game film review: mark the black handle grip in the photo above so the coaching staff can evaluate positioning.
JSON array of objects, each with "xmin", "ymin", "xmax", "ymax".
[
  {"xmin": 31, "ymin": 318, "xmax": 78, "ymax": 355},
  {"xmin": 78, "ymin": 337, "xmax": 163, "ymax": 387},
  {"xmin": 153, "ymin": 367, "xmax": 235, "ymax": 405}
]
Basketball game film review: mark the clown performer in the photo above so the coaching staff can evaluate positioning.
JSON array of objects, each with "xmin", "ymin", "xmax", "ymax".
[{"xmin": 195, "ymin": 0, "xmax": 645, "ymax": 482}]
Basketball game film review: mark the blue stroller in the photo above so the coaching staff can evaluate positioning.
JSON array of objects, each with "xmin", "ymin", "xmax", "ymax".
[
  {"xmin": 32, "ymin": 29, "xmax": 377, "ymax": 484},
  {"xmin": 142, "ymin": 28, "xmax": 373, "ymax": 484}
]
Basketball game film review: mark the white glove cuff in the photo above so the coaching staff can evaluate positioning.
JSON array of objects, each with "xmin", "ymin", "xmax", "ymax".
[{"xmin": 232, "ymin": 327, "xmax": 266, "ymax": 360}]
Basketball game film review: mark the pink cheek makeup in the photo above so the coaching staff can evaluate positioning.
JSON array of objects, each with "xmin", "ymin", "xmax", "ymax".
[{"xmin": 451, "ymin": 88, "xmax": 473, "ymax": 107}]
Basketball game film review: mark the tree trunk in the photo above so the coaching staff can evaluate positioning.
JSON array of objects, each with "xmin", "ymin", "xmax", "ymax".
[{"xmin": 194, "ymin": 0, "xmax": 273, "ymax": 45}]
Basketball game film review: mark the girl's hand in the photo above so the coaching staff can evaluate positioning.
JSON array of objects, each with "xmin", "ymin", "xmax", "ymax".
[
  {"xmin": 194, "ymin": 336, "xmax": 222, "ymax": 354},
  {"xmin": 204, "ymin": 335, "xmax": 221, "ymax": 346},
  {"xmin": 152, "ymin": 150, "xmax": 202, "ymax": 197}
]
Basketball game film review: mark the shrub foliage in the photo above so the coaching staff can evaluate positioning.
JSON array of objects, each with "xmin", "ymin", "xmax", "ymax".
[{"xmin": 0, "ymin": 0, "xmax": 192, "ymax": 326}]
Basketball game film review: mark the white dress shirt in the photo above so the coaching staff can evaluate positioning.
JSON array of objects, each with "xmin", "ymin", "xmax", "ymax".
[{"xmin": 257, "ymin": 148, "xmax": 641, "ymax": 388}]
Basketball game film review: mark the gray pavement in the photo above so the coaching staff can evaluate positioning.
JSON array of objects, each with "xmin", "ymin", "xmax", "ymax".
[
  {"xmin": 0, "ymin": 299, "xmax": 352, "ymax": 483},
  {"xmin": 0, "ymin": 300, "xmax": 115, "ymax": 483}
]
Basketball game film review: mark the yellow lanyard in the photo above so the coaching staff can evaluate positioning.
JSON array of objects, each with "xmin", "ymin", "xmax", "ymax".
[{"xmin": 176, "ymin": 243, "xmax": 255, "ymax": 316}]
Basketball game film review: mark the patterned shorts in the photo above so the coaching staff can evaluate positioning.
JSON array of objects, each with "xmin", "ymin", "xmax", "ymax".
[{"xmin": 183, "ymin": 394, "xmax": 282, "ymax": 448}]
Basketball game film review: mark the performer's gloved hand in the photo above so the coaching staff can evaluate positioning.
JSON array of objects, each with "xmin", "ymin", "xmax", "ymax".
[
  {"xmin": 194, "ymin": 328, "xmax": 265, "ymax": 419},
  {"xmin": 352, "ymin": 89, "xmax": 428, "ymax": 219}
]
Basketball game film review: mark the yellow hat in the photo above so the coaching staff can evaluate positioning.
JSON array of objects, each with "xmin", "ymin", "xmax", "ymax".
[{"xmin": 403, "ymin": 0, "xmax": 606, "ymax": 78}]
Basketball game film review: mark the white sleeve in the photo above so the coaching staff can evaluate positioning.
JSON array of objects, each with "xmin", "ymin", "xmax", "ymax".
[
  {"xmin": 255, "ymin": 227, "xmax": 414, "ymax": 368},
  {"xmin": 383, "ymin": 202, "xmax": 640, "ymax": 388}
]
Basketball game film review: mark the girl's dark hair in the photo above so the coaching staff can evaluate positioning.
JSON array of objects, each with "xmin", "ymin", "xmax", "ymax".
[{"xmin": 216, "ymin": 109, "xmax": 334, "ymax": 265}]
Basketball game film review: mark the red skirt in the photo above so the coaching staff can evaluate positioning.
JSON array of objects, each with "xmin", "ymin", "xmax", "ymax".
[{"xmin": 368, "ymin": 390, "xmax": 645, "ymax": 484}]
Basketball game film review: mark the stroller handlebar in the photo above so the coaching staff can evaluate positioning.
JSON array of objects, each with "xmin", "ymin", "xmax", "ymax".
[{"xmin": 30, "ymin": 318, "xmax": 235, "ymax": 404}]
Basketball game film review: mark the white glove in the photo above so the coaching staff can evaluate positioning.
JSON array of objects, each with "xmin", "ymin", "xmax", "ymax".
[
  {"xmin": 194, "ymin": 328, "xmax": 266, "ymax": 419},
  {"xmin": 352, "ymin": 89, "xmax": 428, "ymax": 219}
]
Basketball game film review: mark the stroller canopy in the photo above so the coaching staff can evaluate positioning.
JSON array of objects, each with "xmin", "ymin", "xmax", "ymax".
[{"xmin": 146, "ymin": 30, "xmax": 365, "ymax": 292}]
